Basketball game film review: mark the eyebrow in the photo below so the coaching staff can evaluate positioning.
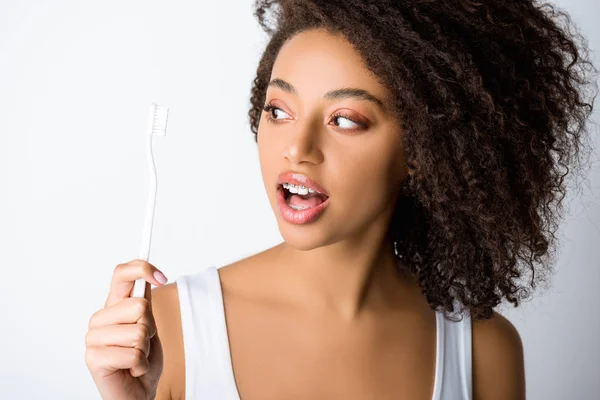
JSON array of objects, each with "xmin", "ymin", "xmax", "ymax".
[{"xmin": 267, "ymin": 78, "xmax": 387, "ymax": 112}]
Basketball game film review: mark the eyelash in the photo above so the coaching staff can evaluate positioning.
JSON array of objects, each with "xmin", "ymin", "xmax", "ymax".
[{"xmin": 261, "ymin": 102, "xmax": 366, "ymax": 131}]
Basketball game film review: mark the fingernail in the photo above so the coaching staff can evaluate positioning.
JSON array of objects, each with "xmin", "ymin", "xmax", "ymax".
[{"xmin": 154, "ymin": 270, "xmax": 168, "ymax": 285}]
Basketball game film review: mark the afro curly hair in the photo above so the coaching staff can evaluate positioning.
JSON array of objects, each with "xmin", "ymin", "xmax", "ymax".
[{"xmin": 247, "ymin": 0, "xmax": 598, "ymax": 321}]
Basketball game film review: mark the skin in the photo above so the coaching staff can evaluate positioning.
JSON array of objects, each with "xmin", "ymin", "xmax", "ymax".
[{"xmin": 150, "ymin": 28, "xmax": 526, "ymax": 399}]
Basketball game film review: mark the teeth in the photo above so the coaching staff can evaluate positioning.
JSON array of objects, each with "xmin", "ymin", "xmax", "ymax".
[
  {"xmin": 283, "ymin": 183, "xmax": 316, "ymax": 195},
  {"xmin": 289, "ymin": 203, "xmax": 310, "ymax": 210}
]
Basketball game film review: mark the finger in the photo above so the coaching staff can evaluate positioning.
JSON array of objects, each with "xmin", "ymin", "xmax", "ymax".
[
  {"xmin": 146, "ymin": 331, "xmax": 162, "ymax": 367},
  {"xmin": 85, "ymin": 346, "xmax": 149, "ymax": 378},
  {"xmin": 105, "ymin": 260, "xmax": 168, "ymax": 308},
  {"xmin": 105, "ymin": 260, "xmax": 167, "ymax": 308},
  {"xmin": 85, "ymin": 324, "xmax": 151, "ymax": 358},
  {"xmin": 89, "ymin": 297, "xmax": 157, "ymax": 337}
]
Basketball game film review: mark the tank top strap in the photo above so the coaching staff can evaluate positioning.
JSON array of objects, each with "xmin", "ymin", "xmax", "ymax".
[
  {"xmin": 176, "ymin": 266, "xmax": 241, "ymax": 400},
  {"xmin": 435, "ymin": 306, "xmax": 473, "ymax": 400}
]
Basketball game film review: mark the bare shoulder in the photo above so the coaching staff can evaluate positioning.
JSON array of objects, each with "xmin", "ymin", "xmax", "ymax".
[
  {"xmin": 218, "ymin": 244, "xmax": 282, "ymax": 292},
  {"xmin": 147, "ymin": 247, "xmax": 279, "ymax": 400},
  {"xmin": 472, "ymin": 310, "xmax": 526, "ymax": 400},
  {"xmin": 151, "ymin": 282, "xmax": 184, "ymax": 400}
]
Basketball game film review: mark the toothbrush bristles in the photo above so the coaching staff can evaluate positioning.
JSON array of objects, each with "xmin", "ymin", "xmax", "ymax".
[{"xmin": 151, "ymin": 105, "xmax": 169, "ymax": 136}]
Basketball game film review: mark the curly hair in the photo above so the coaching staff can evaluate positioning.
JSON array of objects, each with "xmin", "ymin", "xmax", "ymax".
[{"xmin": 246, "ymin": 0, "xmax": 598, "ymax": 321}]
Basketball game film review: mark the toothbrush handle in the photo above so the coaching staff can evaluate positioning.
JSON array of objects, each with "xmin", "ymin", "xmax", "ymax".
[
  {"xmin": 132, "ymin": 277, "xmax": 147, "ymax": 298},
  {"xmin": 133, "ymin": 129, "xmax": 158, "ymax": 298}
]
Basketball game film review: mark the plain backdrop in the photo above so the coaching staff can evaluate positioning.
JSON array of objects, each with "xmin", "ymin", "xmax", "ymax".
[{"xmin": 1, "ymin": 0, "xmax": 599, "ymax": 399}]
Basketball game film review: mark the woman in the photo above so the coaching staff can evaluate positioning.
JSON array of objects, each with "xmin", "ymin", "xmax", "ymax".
[{"xmin": 85, "ymin": 1, "xmax": 597, "ymax": 399}]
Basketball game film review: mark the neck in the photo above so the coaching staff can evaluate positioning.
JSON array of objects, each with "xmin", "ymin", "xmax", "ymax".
[{"xmin": 271, "ymin": 232, "xmax": 416, "ymax": 322}]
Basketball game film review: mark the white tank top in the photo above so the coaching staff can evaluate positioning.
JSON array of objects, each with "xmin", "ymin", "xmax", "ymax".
[{"xmin": 176, "ymin": 266, "xmax": 473, "ymax": 399}]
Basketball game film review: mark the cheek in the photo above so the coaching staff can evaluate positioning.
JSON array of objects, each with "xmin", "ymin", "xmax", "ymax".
[
  {"xmin": 257, "ymin": 129, "xmax": 283, "ymax": 187},
  {"xmin": 352, "ymin": 142, "xmax": 401, "ymax": 185},
  {"xmin": 333, "ymin": 145, "xmax": 403, "ymax": 209},
  {"xmin": 257, "ymin": 133, "xmax": 271, "ymax": 182},
  {"xmin": 257, "ymin": 127, "xmax": 274, "ymax": 163}
]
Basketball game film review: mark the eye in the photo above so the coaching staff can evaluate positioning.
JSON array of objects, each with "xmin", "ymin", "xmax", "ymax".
[
  {"xmin": 262, "ymin": 104, "xmax": 291, "ymax": 123},
  {"xmin": 330, "ymin": 112, "xmax": 364, "ymax": 130}
]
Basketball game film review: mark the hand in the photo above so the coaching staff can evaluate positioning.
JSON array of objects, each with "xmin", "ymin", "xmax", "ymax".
[{"xmin": 85, "ymin": 260, "xmax": 168, "ymax": 400}]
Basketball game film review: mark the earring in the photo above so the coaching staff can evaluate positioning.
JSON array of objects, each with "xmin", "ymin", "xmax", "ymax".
[{"xmin": 405, "ymin": 162, "xmax": 417, "ymax": 182}]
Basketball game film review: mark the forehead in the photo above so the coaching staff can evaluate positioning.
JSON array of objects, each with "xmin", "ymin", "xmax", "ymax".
[{"xmin": 270, "ymin": 28, "xmax": 389, "ymax": 103}]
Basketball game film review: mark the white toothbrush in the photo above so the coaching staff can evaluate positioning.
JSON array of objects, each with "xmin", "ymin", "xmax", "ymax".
[{"xmin": 132, "ymin": 103, "xmax": 169, "ymax": 298}]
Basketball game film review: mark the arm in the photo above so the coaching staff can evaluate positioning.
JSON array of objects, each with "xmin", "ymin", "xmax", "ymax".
[
  {"xmin": 472, "ymin": 311, "xmax": 526, "ymax": 400},
  {"xmin": 152, "ymin": 283, "xmax": 185, "ymax": 400}
]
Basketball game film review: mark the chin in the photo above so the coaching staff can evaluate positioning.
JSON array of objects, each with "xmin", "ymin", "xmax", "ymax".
[{"xmin": 278, "ymin": 225, "xmax": 336, "ymax": 252}]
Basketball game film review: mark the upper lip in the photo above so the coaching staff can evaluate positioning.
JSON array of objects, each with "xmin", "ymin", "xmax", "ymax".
[{"xmin": 277, "ymin": 171, "xmax": 329, "ymax": 197}]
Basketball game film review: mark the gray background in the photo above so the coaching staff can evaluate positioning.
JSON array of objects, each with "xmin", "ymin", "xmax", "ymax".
[{"xmin": 1, "ymin": 0, "xmax": 598, "ymax": 398}]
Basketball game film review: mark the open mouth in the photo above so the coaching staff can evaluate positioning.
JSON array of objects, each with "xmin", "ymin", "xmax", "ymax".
[{"xmin": 279, "ymin": 184, "xmax": 329, "ymax": 209}]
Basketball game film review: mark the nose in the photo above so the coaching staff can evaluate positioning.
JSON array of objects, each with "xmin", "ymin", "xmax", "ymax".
[{"xmin": 282, "ymin": 117, "xmax": 324, "ymax": 165}]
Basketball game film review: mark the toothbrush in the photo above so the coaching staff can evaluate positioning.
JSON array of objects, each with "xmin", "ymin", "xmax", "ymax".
[{"xmin": 132, "ymin": 103, "xmax": 169, "ymax": 298}]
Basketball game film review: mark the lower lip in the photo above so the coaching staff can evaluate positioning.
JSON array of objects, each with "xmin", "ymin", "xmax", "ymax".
[{"xmin": 276, "ymin": 186, "xmax": 330, "ymax": 225}]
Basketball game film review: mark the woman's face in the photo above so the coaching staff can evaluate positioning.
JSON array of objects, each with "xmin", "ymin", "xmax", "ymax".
[{"xmin": 258, "ymin": 28, "xmax": 409, "ymax": 250}]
